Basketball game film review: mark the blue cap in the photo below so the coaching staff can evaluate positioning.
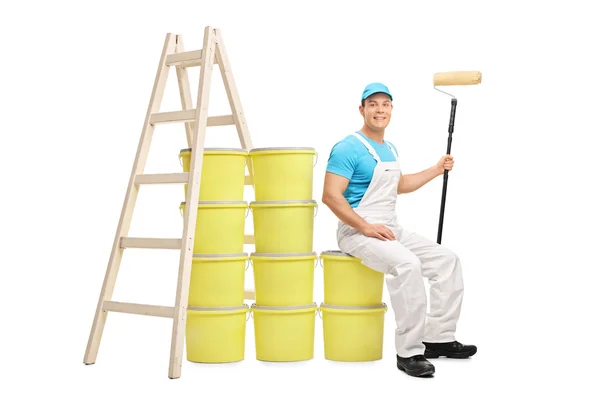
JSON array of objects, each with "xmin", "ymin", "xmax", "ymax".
[{"xmin": 361, "ymin": 82, "xmax": 393, "ymax": 101}]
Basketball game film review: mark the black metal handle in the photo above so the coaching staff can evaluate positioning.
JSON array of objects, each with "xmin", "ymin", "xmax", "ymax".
[{"xmin": 437, "ymin": 98, "xmax": 457, "ymax": 244}]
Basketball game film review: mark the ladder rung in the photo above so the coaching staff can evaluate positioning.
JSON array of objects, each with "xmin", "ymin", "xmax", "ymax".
[
  {"xmin": 150, "ymin": 110, "xmax": 235, "ymax": 126},
  {"xmin": 165, "ymin": 49, "xmax": 218, "ymax": 68},
  {"xmin": 208, "ymin": 115, "xmax": 235, "ymax": 126},
  {"xmin": 150, "ymin": 110, "xmax": 195, "ymax": 124},
  {"xmin": 244, "ymin": 235, "xmax": 254, "ymax": 244},
  {"xmin": 103, "ymin": 301, "xmax": 174, "ymax": 318},
  {"xmin": 135, "ymin": 173, "xmax": 189, "ymax": 185},
  {"xmin": 244, "ymin": 175, "xmax": 252, "ymax": 185},
  {"xmin": 244, "ymin": 290, "xmax": 255, "ymax": 300},
  {"xmin": 120, "ymin": 237, "xmax": 182, "ymax": 249}
]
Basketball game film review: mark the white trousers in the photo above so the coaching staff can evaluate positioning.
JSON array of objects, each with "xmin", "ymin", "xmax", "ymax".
[{"xmin": 338, "ymin": 217, "xmax": 464, "ymax": 357}]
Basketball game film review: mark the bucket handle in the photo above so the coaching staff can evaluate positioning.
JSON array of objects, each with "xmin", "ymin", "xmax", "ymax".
[
  {"xmin": 248, "ymin": 258, "xmax": 318, "ymax": 269},
  {"xmin": 313, "ymin": 152, "xmax": 319, "ymax": 167},
  {"xmin": 317, "ymin": 305, "xmax": 388, "ymax": 316},
  {"xmin": 249, "ymin": 307, "xmax": 319, "ymax": 319},
  {"xmin": 314, "ymin": 203, "xmax": 319, "ymax": 218}
]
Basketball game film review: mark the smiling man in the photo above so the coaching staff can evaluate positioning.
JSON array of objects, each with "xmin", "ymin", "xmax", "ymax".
[{"xmin": 322, "ymin": 82, "xmax": 476, "ymax": 378}]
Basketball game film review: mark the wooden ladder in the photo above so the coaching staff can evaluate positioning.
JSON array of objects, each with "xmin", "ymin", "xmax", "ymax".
[{"xmin": 82, "ymin": 26, "xmax": 256, "ymax": 379}]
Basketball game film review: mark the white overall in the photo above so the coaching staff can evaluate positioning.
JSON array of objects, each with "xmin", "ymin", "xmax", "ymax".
[{"xmin": 337, "ymin": 132, "xmax": 464, "ymax": 358}]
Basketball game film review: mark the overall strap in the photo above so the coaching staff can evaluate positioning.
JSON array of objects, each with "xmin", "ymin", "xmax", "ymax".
[
  {"xmin": 385, "ymin": 141, "xmax": 399, "ymax": 160},
  {"xmin": 352, "ymin": 132, "xmax": 381, "ymax": 162}
]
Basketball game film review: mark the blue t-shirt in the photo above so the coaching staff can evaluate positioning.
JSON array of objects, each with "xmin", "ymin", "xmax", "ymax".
[{"xmin": 326, "ymin": 131, "xmax": 399, "ymax": 208}]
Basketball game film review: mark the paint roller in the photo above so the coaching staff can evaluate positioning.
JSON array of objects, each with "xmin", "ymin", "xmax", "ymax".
[{"xmin": 433, "ymin": 70, "xmax": 482, "ymax": 244}]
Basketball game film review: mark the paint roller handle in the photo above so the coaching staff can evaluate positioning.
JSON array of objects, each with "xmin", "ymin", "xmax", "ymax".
[
  {"xmin": 446, "ymin": 98, "xmax": 457, "ymax": 154},
  {"xmin": 437, "ymin": 98, "xmax": 457, "ymax": 244}
]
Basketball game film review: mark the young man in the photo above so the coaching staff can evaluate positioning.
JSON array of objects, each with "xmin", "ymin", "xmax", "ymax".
[{"xmin": 322, "ymin": 82, "xmax": 476, "ymax": 378}]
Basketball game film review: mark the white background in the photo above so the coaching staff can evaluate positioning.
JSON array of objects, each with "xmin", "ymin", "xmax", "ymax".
[{"xmin": 1, "ymin": 0, "xmax": 598, "ymax": 398}]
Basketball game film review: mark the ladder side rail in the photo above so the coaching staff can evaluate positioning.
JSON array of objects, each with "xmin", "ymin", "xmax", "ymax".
[{"xmin": 83, "ymin": 33, "xmax": 178, "ymax": 365}]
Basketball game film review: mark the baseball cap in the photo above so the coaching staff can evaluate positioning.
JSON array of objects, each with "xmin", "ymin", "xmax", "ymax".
[{"xmin": 361, "ymin": 82, "xmax": 393, "ymax": 101}]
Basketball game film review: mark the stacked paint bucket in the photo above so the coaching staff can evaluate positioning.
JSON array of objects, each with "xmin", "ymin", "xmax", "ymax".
[
  {"xmin": 247, "ymin": 147, "xmax": 319, "ymax": 362},
  {"xmin": 178, "ymin": 148, "xmax": 250, "ymax": 363},
  {"xmin": 318, "ymin": 250, "xmax": 388, "ymax": 361}
]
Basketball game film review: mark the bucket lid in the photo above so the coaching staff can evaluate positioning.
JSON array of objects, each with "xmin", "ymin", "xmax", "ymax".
[
  {"xmin": 251, "ymin": 302, "xmax": 317, "ymax": 310},
  {"xmin": 188, "ymin": 304, "xmax": 249, "ymax": 311},
  {"xmin": 250, "ymin": 251, "xmax": 316, "ymax": 257},
  {"xmin": 319, "ymin": 302, "xmax": 387, "ymax": 310},
  {"xmin": 320, "ymin": 250, "xmax": 350, "ymax": 256},
  {"xmin": 249, "ymin": 147, "xmax": 316, "ymax": 153},
  {"xmin": 180, "ymin": 147, "xmax": 248, "ymax": 153},
  {"xmin": 193, "ymin": 253, "xmax": 248, "ymax": 258},
  {"xmin": 320, "ymin": 250, "xmax": 358, "ymax": 259},
  {"xmin": 180, "ymin": 200, "xmax": 248, "ymax": 205}
]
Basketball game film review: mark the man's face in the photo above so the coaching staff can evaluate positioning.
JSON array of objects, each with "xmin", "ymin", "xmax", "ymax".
[{"xmin": 359, "ymin": 93, "xmax": 393, "ymax": 132}]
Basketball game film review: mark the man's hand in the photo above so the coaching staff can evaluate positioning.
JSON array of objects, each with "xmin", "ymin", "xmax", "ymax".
[
  {"xmin": 436, "ymin": 154, "xmax": 454, "ymax": 175},
  {"xmin": 359, "ymin": 223, "xmax": 396, "ymax": 241}
]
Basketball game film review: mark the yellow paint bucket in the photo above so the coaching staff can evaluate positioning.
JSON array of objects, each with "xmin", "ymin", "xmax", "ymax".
[
  {"xmin": 188, "ymin": 253, "xmax": 249, "ymax": 307},
  {"xmin": 251, "ymin": 303, "xmax": 317, "ymax": 362},
  {"xmin": 320, "ymin": 250, "xmax": 384, "ymax": 306},
  {"xmin": 179, "ymin": 148, "xmax": 248, "ymax": 201},
  {"xmin": 248, "ymin": 147, "xmax": 317, "ymax": 201},
  {"xmin": 319, "ymin": 303, "xmax": 388, "ymax": 362},
  {"xmin": 180, "ymin": 201, "xmax": 248, "ymax": 254},
  {"xmin": 250, "ymin": 252, "xmax": 317, "ymax": 306},
  {"xmin": 250, "ymin": 200, "xmax": 317, "ymax": 253},
  {"xmin": 186, "ymin": 304, "xmax": 249, "ymax": 363}
]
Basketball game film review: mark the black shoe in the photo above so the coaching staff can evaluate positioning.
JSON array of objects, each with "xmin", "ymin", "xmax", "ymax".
[
  {"xmin": 396, "ymin": 354, "xmax": 435, "ymax": 377},
  {"xmin": 423, "ymin": 341, "xmax": 477, "ymax": 359}
]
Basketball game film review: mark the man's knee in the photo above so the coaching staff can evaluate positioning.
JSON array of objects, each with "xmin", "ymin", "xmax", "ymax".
[
  {"xmin": 437, "ymin": 245, "xmax": 460, "ymax": 268},
  {"xmin": 387, "ymin": 253, "xmax": 422, "ymax": 277},
  {"xmin": 439, "ymin": 248, "xmax": 464, "ymax": 289}
]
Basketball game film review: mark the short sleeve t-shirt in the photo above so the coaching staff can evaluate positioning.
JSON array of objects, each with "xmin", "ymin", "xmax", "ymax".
[{"xmin": 326, "ymin": 131, "xmax": 399, "ymax": 208}]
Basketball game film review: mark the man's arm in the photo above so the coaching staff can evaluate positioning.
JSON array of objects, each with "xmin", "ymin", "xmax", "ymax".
[
  {"xmin": 322, "ymin": 172, "xmax": 395, "ymax": 241},
  {"xmin": 322, "ymin": 172, "xmax": 369, "ymax": 232},
  {"xmin": 397, "ymin": 166, "xmax": 442, "ymax": 194},
  {"xmin": 397, "ymin": 155, "xmax": 453, "ymax": 194}
]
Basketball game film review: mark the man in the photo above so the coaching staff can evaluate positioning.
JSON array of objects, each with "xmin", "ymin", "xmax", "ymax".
[{"xmin": 322, "ymin": 82, "xmax": 476, "ymax": 378}]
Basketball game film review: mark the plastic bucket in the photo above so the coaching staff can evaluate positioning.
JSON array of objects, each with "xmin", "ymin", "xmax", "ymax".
[
  {"xmin": 320, "ymin": 250, "xmax": 384, "ymax": 306},
  {"xmin": 248, "ymin": 147, "xmax": 317, "ymax": 201},
  {"xmin": 250, "ymin": 200, "xmax": 317, "ymax": 253},
  {"xmin": 186, "ymin": 304, "xmax": 249, "ymax": 363},
  {"xmin": 180, "ymin": 201, "xmax": 248, "ymax": 254},
  {"xmin": 319, "ymin": 303, "xmax": 387, "ymax": 362},
  {"xmin": 250, "ymin": 252, "xmax": 317, "ymax": 306},
  {"xmin": 188, "ymin": 253, "xmax": 249, "ymax": 307},
  {"xmin": 251, "ymin": 303, "xmax": 317, "ymax": 362},
  {"xmin": 179, "ymin": 148, "xmax": 248, "ymax": 201}
]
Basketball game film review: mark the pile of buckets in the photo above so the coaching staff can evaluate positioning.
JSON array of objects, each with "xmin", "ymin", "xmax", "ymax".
[
  {"xmin": 318, "ymin": 251, "xmax": 388, "ymax": 361},
  {"xmin": 178, "ymin": 146, "xmax": 319, "ymax": 363},
  {"xmin": 248, "ymin": 147, "xmax": 319, "ymax": 362},
  {"xmin": 179, "ymin": 147, "xmax": 251, "ymax": 363}
]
